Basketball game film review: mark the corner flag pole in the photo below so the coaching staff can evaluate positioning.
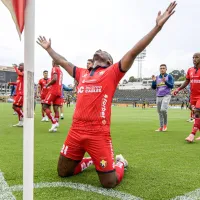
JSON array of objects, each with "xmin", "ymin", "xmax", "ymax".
[{"xmin": 23, "ymin": 0, "xmax": 35, "ymax": 199}]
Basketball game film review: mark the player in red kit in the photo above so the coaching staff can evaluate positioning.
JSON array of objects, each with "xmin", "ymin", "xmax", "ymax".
[
  {"xmin": 37, "ymin": 2, "xmax": 177, "ymax": 188},
  {"xmin": 8, "ymin": 63, "xmax": 24, "ymax": 127},
  {"xmin": 173, "ymin": 53, "xmax": 200, "ymax": 142},
  {"xmin": 43, "ymin": 61, "xmax": 63, "ymax": 132},
  {"xmin": 38, "ymin": 70, "xmax": 51, "ymax": 122}
]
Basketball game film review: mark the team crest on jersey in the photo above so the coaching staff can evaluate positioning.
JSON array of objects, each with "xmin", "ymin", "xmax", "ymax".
[
  {"xmin": 100, "ymin": 160, "xmax": 107, "ymax": 168},
  {"xmin": 99, "ymin": 71, "xmax": 105, "ymax": 76}
]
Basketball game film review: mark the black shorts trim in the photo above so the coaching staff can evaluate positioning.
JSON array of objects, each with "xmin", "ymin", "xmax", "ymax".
[{"xmin": 96, "ymin": 169, "xmax": 116, "ymax": 174}]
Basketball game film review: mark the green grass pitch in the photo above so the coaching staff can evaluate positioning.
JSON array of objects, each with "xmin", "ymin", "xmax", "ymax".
[{"xmin": 0, "ymin": 103, "xmax": 200, "ymax": 200}]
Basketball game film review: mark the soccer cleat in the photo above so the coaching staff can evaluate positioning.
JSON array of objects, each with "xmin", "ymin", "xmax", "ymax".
[
  {"xmin": 187, "ymin": 118, "xmax": 194, "ymax": 123},
  {"xmin": 13, "ymin": 112, "xmax": 17, "ymax": 115},
  {"xmin": 185, "ymin": 134, "xmax": 195, "ymax": 143},
  {"xmin": 49, "ymin": 122, "xmax": 59, "ymax": 132},
  {"xmin": 41, "ymin": 117, "xmax": 46, "ymax": 122},
  {"xmin": 116, "ymin": 154, "xmax": 128, "ymax": 168},
  {"xmin": 163, "ymin": 125, "xmax": 167, "ymax": 132},
  {"xmin": 155, "ymin": 127, "xmax": 163, "ymax": 132},
  {"xmin": 45, "ymin": 116, "xmax": 49, "ymax": 122},
  {"xmin": 13, "ymin": 121, "xmax": 23, "ymax": 127},
  {"xmin": 61, "ymin": 116, "xmax": 64, "ymax": 120}
]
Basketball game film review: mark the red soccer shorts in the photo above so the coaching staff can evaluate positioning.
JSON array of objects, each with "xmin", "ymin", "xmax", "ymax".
[
  {"xmin": 43, "ymin": 92, "xmax": 62, "ymax": 106},
  {"xmin": 190, "ymin": 99, "xmax": 200, "ymax": 110},
  {"xmin": 60, "ymin": 128, "xmax": 115, "ymax": 173},
  {"xmin": 13, "ymin": 94, "xmax": 23, "ymax": 107},
  {"xmin": 57, "ymin": 98, "xmax": 64, "ymax": 107}
]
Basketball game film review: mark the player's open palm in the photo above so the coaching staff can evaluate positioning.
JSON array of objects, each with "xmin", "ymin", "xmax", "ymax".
[
  {"xmin": 156, "ymin": 1, "xmax": 177, "ymax": 28},
  {"xmin": 37, "ymin": 36, "xmax": 51, "ymax": 50}
]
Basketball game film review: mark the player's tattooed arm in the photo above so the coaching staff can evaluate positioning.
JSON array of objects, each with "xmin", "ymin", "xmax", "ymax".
[
  {"xmin": 120, "ymin": 1, "xmax": 177, "ymax": 72},
  {"xmin": 36, "ymin": 36, "xmax": 75, "ymax": 77}
]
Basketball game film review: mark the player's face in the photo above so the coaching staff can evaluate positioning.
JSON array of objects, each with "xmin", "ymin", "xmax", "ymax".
[
  {"xmin": 43, "ymin": 72, "xmax": 48, "ymax": 78},
  {"xmin": 18, "ymin": 64, "xmax": 24, "ymax": 71},
  {"xmin": 160, "ymin": 66, "xmax": 167, "ymax": 74},
  {"xmin": 193, "ymin": 53, "xmax": 200, "ymax": 67},
  {"xmin": 87, "ymin": 61, "xmax": 93, "ymax": 69},
  {"xmin": 93, "ymin": 50, "xmax": 113, "ymax": 68}
]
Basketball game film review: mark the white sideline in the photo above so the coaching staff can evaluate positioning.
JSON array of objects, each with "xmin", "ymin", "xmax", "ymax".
[
  {"xmin": 10, "ymin": 181, "xmax": 142, "ymax": 200},
  {"xmin": 171, "ymin": 189, "xmax": 200, "ymax": 200},
  {"xmin": 0, "ymin": 171, "xmax": 16, "ymax": 200}
]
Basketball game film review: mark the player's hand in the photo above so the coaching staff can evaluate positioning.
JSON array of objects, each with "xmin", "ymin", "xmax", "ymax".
[
  {"xmin": 37, "ymin": 36, "xmax": 51, "ymax": 50},
  {"xmin": 12, "ymin": 64, "xmax": 18, "ymax": 68},
  {"xmin": 172, "ymin": 88, "xmax": 180, "ymax": 96},
  {"xmin": 152, "ymin": 75, "xmax": 156, "ymax": 81},
  {"xmin": 156, "ymin": 1, "xmax": 177, "ymax": 28},
  {"xmin": 162, "ymin": 77, "xmax": 166, "ymax": 82}
]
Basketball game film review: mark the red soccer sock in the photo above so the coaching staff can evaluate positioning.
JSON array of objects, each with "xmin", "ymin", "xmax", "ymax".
[
  {"xmin": 191, "ymin": 118, "xmax": 200, "ymax": 135},
  {"xmin": 45, "ymin": 108, "xmax": 57, "ymax": 124},
  {"xmin": 14, "ymin": 107, "xmax": 23, "ymax": 121},
  {"xmin": 115, "ymin": 161, "xmax": 125, "ymax": 185},
  {"xmin": 54, "ymin": 111, "xmax": 59, "ymax": 123},
  {"xmin": 73, "ymin": 157, "xmax": 93, "ymax": 175}
]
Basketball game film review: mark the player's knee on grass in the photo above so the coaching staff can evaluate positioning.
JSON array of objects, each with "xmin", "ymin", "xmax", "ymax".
[
  {"xmin": 98, "ymin": 171, "xmax": 117, "ymax": 188},
  {"xmin": 57, "ymin": 155, "xmax": 79, "ymax": 177}
]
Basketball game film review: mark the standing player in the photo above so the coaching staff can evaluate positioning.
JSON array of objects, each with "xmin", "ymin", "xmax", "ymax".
[
  {"xmin": 43, "ymin": 61, "xmax": 63, "ymax": 132},
  {"xmin": 87, "ymin": 59, "xmax": 94, "ymax": 70},
  {"xmin": 8, "ymin": 63, "xmax": 24, "ymax": 127},
  {"xmin": 173, "ymin": 53, "xmax": 200, "ymax": 142},
  {"xmin": 37, "ymin": 2, "xmax": 177, "ymax": 188},
  {"xmin": 152, "ymin": 64, "xmax": 174, "ymax": 132},
  {"xmin": 38, "ymin": 70, "xmax": 51, "ymax": 121}
]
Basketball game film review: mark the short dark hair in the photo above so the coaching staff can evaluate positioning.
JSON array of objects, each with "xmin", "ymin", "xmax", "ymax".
[
  {"xmin": 87, "ymin": 59, "xmax": 93, "ymax": 63},
  {"xmin": 160, "ymin": 64, "xmax": 167, "ymax": 68},
  {"xmin": 43, "ymin": 70, "xmax": 48, "ymax": 73}
]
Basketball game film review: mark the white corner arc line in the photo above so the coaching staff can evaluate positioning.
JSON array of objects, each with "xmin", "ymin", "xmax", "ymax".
[
  {"xmin": 0, "ymin": 171, "xmax": 16, "ymax": 200},
  {"xmin": 171, "ymin": 188, "xmax": 200, "ymax": 200},
  {"xmin": 10, "ymin": 181, "xmax": 142, "ymax": 200}
]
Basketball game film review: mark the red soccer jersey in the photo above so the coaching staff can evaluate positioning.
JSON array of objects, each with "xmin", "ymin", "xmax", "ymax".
[
  {"xmin": 38, "ymin": 78, "xmax": 51, "ymax": 96},
  {"xmin": 186, "ymin": 67, "xmax": 200, "ymax": 100},
  {"xmin": 14, "ymin": 66, "xmax": 24, "ymax": 96},
  {"xmin": 72, "ymin": 62, "xmax": 125, "ymax": 132},
  {"xmin": 49, "ymin": 66, "xmax": 63, "ymax": 96}
]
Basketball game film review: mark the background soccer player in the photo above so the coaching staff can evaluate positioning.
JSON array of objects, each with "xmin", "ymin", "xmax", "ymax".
[
  {"xmin": 42, "ymin": 61, "xmax": 63, "ymax": 132},
  {"xmin": 38, "ymin": 70, "xmax": 50, "ymax": 122},
  {"xmin": 173, "ymin": 53, "xmax": 200, "ymax": 142},
  {"xmin": 8, "ymin": 63, "xmax": 24, "ymax": 127},
  {"xmin": 60, "ymin": 84, "xmax": 73, "ymax": 119},
  {"xmin": 37, "ymin": 1, "xmax": 177, "ymax": 188},
  {"xmin": 152, "ymin": 64, "xmax": 174, "ymax": 132},
  {"xmin": 86, "ymin": 59, "xmax": 93, "ymax": 70}
]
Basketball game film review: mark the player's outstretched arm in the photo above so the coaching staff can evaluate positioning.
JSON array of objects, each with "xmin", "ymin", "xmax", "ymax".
[
  {"xmin": 121, "ymin": 1, "xmax": 177, "ymax": 72},
  {"xmin": 36, "ymin": 36, "xmax": 74, "ymax": 77}
]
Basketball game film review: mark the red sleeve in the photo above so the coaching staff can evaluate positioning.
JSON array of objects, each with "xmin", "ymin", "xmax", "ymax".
[
  {"xmin": 52, "ymin": 67, "xmax": 58, "ymax": 74},
  {"xmin": 107, "ymin": 61, "xmax": 126, "ymax": 86},
  {"xmin": 14, "ymin": 66, "xmax": 24, "ymax": 76},
  {"xmin": 9, "ymin": 82, "xmax": 17, "ymax": 85},
  {"xmin": 73, "ymin": 66, "xmax": 84, "ymax": 82},
  {"xmin": 186, "ymin": 68, "xmax": 190, "ymax": 80}
]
